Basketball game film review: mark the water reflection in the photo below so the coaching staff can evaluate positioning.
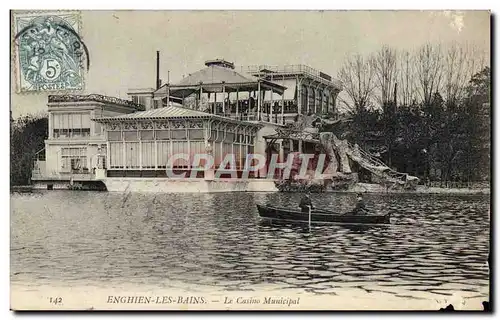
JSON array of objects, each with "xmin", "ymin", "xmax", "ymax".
[
  {"xmin": 257, "ymin": 219, "xmax": 387, "ymax": 233},
  {"xmin": 11, "ymin": 191, "xmax": 489, "ymax": 300}
]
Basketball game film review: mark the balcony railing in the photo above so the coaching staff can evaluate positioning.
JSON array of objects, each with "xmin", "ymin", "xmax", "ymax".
[
  {"xmin": 32, "ymin": 166, "xmax": 95, "ymax": 181},
  {"xmin": 48, "ymin": 94, "xmax": 145, "ymax": 111},
  {"xmin": 242, "ymin": 64, "xmax": 320, "ymax": 76},
  {"xmin": 240, "ymin": 64, "xmax": 343, "ymax": 88},
  {"xmin": 203, "ymin": 99, "xmax": 298, "ymax": 115}
]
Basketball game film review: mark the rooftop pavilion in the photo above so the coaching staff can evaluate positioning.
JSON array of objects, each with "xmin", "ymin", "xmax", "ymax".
[
  {"xmin": 153, "ymin": 58, "xmax": 287, "ymax": 124},
  {"xmin": 146, "ymin": 59, "xmax": 342, "ymax": 125}
]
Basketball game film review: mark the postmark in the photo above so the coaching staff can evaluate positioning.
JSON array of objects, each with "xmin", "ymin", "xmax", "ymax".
[{"xmin": 12, "ymin": 11, "xmax": 89, "ymax": 93}]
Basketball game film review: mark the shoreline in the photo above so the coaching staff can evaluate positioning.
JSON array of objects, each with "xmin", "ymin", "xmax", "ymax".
[
  {"xmin": 342, "ymin": 183, "xmax": 490, "ymax": 195},
  {"xmin": 13, "ymin": 181, "xmax": 490, "ymax": 195}
]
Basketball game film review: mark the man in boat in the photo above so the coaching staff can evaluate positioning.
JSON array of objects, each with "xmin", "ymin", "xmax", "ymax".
[
  {"xmin": 353, "ymin": 193, "xmax": 368, "ymax": 215},
  {"xmin": 299, "ymin": 193, "xmax": 314, "ymax": 212}
]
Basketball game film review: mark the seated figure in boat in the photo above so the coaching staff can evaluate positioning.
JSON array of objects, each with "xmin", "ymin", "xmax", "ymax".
[
  {"xmin": 299, "ymin": 193, "xmax": 314, "ymax": 212},
  {"xmin": 353, "ymin": 193, "xmax": 368, "ymax": 215}
]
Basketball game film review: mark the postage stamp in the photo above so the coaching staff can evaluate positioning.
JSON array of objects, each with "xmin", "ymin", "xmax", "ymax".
[
  {"xmin": 9, "ymin": 10, "xmax": 491, "ymax": 312},
  {"xmin": 12, "ymin": 11, "xmax": 88, "ymax": 93}
]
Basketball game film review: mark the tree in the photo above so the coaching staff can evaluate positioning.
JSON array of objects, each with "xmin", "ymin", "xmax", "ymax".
[
  {"xmin": 397, "ymin": 50, "xmax": 417, "ymax": 107},
  {"xmin": 442, "ymin": 42, "xmax": 485, "ymax": 109},
  {"xmin": 334, "ymin": 42, "xmax": 490, "ymax": 186},
  {"xmin": 10, "ymin": 114, "xmax": 48, "ymax": 186},
  {"xmin": 337, "ymin": 54, "xmax": 376, "ymax": 114},
  {"xmin": 463, "ymin": 66, "xmax": 491, "ymax": 182},
  {"xmin": 414, "ymin": 43, "xmax": 444, "ymax": 106},
  {"xmin": 370, "ymin": 45, "xmax": 398, "ymax": 107}
]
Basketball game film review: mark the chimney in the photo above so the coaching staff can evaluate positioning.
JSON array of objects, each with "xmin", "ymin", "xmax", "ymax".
[{"xmin": 156, "ymin": 51, "xmax": 161, "ymax": 89}]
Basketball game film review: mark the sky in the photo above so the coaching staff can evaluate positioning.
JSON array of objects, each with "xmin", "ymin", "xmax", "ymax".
[{"xmin": 10, "ymin": 10, "xmax": 490, "ymax": 118}]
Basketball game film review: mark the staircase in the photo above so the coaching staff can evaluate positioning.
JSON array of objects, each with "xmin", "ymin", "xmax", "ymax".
[{"xmin": 344, "ymin": 141, "xmax": 419, "ymax": 188}]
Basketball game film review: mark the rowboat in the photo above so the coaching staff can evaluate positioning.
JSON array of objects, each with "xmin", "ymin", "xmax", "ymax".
[{"xmin": 256, "ymin": 204, "xmax": 391, "ymax": 225}]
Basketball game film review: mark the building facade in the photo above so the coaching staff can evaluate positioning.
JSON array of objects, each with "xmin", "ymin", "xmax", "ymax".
[
  {"xmin": 32, "ymin": 59, "xmax": 342, "ymax": 191},
  {"xmin": 241, "ymin": 64, "xmax": 342, "ymax": 118},
  {"xmin": 131, "ymin": 59, "xmax": 342, "ymax": 125},
  {"xmin": 93, "ymin": 106, "xmax": 263, "ymax": 178},
  {"xmin": 32, "ymin": 94, "xmax": 143, "ymax": 188}
]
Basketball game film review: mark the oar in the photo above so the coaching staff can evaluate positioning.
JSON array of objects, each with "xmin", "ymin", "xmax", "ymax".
[{"xmin": 308, "ymin": 205, "xmax": 312, "ymax": 230}]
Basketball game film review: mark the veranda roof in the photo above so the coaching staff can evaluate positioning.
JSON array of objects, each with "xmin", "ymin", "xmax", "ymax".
[
  {"xmin": 154, "ymin": 65, "xmax": 287, "ymax": 98},
  {"xmin": 92, "ymin": 105, "xmax": 262, "ymax": 127}
]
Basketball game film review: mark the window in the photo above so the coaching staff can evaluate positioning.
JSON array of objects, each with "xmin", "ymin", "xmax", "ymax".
[
  {"xmin": 53, "ymin": 113, "xmax": 91, "ymax": 138},
  {"xmin": 61, "ymin": 147, "xmax": 87, "ymax": 173},
  {"xmin": 53, "ymin": 128, "xmax": 91, "ymax": 138},
  {"xmin": 157, "ymin": 141, "xmax": 170, "ymax": 168},
  {"xmin": 123, "ymin": 131, "xmax": 138, "ymax": 141},
  {"xmin": 225, "ymin": 133, "xmax": 235, "ymax": 143},
  {"xmin": 211, "ymin": 130, "xmax": 218, "ymax": 141},
  {"xmin": 109, "ymin": 142, "xmax": 123, "ymax": 168},
  {"xmin": 108, "ymin": 131, "xmax": 122, "ymax": 141},
  {"xmin": 140, "ymin": 130, "xmax": 154, "ymax": 140},
  {"xmin": 188, "ymin": 129, "xmax": 204, "ymax": 140},
  {"xmin": 132, "ymin": 95, "xmax": 148, "ymax": 106},
  {"xmin": 217, "ymin": 131, "xmax": 226, "ymax": 142},
  {"xmin": 156, "ymin": 130, "xmax": 170, "ymax": 140},
  {"xmin": 125, "ymin": 142, "xmax": 140, "ymax": 168},
  {"xmin": 141, "ymin": 141, "xmax": 155, "ymax": 168},
  {"xmin": 95, "ymin": 122, "xmax": 102, "ymax": 135},
  {"xmin": 171, "ymin": 129, "xmax": 187, "ymax": 140},
  {"xmin": 154, "ymin": 99, "xmax": 162, "ymax": 109}
]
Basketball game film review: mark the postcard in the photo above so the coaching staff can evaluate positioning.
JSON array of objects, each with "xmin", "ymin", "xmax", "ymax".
[{"xmin": 10, "ymin": 10, "xmax": 491, "ymax": 311}]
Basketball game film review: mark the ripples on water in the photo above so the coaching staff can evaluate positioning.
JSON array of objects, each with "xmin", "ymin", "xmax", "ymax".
[{"xmin": 11, "ymin": 191, "xmax": 490, "ymax": 300}]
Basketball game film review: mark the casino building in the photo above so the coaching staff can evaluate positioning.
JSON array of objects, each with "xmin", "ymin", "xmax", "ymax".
[
  {"xmin": 32, "ymin": 58, "xmax": 342, "ymax": 192},
  {"xmin": 93, "ymin": 105, "xmax": 262, "ymax": 178}
]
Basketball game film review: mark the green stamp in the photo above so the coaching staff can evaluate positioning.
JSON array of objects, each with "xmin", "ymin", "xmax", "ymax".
[{"xmin": 13, "ymin": 11, "xmax": 89, "ymax": 93}]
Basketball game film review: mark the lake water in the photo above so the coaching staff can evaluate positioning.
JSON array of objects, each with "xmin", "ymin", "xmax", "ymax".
[{"xmin": 10, "ymin": 191, "xmax": 490, "ymax": 309}]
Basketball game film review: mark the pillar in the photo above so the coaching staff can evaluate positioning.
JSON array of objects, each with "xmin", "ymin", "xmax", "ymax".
[
  {"xmin": 122, "ymin": 138, "xmax": 126, "ymax": 169},
  {"xmin": 331, "ymin": 91, "xmax": 337, "ymax": 116},
  {"xmin": 281, "ymin": 92, "xmax": 285, "ymax": 125},
  {"xmin": 324, "ymin": 89, "xmax": 329, "ymax": 114},
  {"xmin": 248, "ymin": 91, "xmax": 251, "ymax": 120},
  {"xmin": 139, "ymin": 138, "xmax": 142, "ymax": 170},
  {"xmin": 296, "ymin": 77, "xmax": 301, "ymax": 115},
  {"xmin": 306, "ymin": 86, "xmax": 311, "ymax": 114},
  {"xmin": 90, "ymin": 110, "xmax": 96, "ymax": 136},
  {"xmin": 154, "ymin": 138, "xmax": 158, "ymax": 169},
  {"xmin": 48, "ymin": 113, "xmax": 54, "ymax": 139},
  {"xmin": 270, "ymin": 88, "xmax": 274, "ymax": 123},
  {"xmin": 236, "ymin": 88, "xmax": 239, "ymax": 119},
  {"xmin": 214, "ymin": 92, "xmax": 217, "ymax": 114},
  {"xmin": 222, "ymin": 84, "xmax": 226, "ymax": 114},
  {"xmin": 257, "ymin": 82, "xmax": 261, "ymax": 121},
  {"xmin": 199, "ymin": 85, "xmax": 203, "ymax": 110},
  {"xmin": 313, "ymin": 87, "xmax": 318, "ymax": 114},
  {"xmin": 316, "ymin": 85, "xmax": 322, "ymax": 114},
  {"xmin": 279, "ymin": 141, "xmax": 284, "ymax": 163},
  {"xmin": 321, "ymin": 89, "xmax": 325, "ymax": 113},
  {"xmin": 106, "ymin": 141, "xmax": 111, "ymax": 170},
  {"xmin": 327, "ymin": 91, "xmax": 332, "ymax": 114}
]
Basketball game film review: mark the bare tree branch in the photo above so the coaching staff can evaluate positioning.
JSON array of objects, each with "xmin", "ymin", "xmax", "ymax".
[
  {"xmin": 337, "ymin": 54, "xmax": 376, "ymax": 113},
  {"xmin": 397, "ymin": 50, "xmax": 416, "ymax": 107},
  {"xmin": 371, "ymin": 46, "xmax": 398, "ymax": 107},
  {"xmin": 414, "ymin": 43, "xmax": 444, "ymax": 106},
  {"xmin": 443, "ymin": 42, "xmax": 487, "ymax": 108}
]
